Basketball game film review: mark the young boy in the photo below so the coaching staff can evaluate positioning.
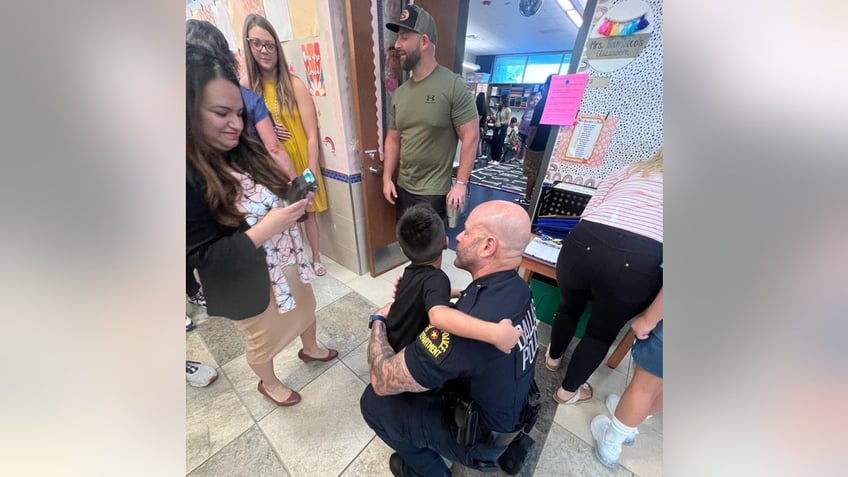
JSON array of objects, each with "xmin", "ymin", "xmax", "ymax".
[
  {"xmin": 502, "ymin": 117, "xmax": 520, "ymax": 163},
  {"xmin": 386, "ymin": 204, "xmax": 522, "ymax": 352}
]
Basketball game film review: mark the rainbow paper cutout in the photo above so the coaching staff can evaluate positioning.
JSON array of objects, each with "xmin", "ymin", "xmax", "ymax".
[{"xmin": 597, "ymin": 13, "xmax": 649, "ymax": 37}]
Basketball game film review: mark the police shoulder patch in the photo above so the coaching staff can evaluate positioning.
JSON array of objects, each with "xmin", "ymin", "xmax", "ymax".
[{"xmin": 416, "ymin": 324, "xmax": 452, "ymax": 364}]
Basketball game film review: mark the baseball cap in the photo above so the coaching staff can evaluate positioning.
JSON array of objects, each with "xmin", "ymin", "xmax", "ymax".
[{"xmin": 386, "ymin": 5, "xmax": 438, "ymax": 45}]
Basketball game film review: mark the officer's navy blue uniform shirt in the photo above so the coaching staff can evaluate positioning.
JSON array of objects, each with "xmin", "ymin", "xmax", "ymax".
[{"xmin": 405, "ymin": 269, "xmax": 539, "ymax": 433}]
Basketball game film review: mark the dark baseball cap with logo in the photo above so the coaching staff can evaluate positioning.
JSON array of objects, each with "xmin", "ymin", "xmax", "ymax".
[{"xmin": 386, "ymin": 5, "xmax": 438, "ymax": 45}]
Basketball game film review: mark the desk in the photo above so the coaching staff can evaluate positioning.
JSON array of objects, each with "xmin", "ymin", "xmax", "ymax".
[{"xmin": 520, "ymin": 242, "xmax": 634, "ymax": 369}]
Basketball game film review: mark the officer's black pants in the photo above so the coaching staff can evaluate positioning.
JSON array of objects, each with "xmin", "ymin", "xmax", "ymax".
[
  {"xmin": 548, "ymin": 220, "xmax": 662, "ymax": 392},
  {"xmin": 360, "ymin": 386, "xmax": 506, "ymax": 476}
]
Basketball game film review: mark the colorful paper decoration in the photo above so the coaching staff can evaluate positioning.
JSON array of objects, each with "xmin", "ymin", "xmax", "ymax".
[{"xmin": 597, "ymin": 13, "xmax": 649, "ymax": 37}]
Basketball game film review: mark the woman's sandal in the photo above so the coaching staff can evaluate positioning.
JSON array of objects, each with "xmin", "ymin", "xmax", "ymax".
[
  {"xmin": 312, "ymin": 262, "xmax": 327, "ymax": 276},
  {"xmin": 545, "ymin": 348, "xmax": 562, "ymax": 372},
  {"xmin": 553, "ymin": 382, "xmax": 593, "ymax": 405}
]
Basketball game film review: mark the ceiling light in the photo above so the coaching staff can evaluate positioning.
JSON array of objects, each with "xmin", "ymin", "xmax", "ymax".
[
  {"xmin": 462, "ymin": 61, "xmax": 481, "ymax": 71},
  {"xmin": 566, "ymin": 9, "xmax": 583, "ymax": 27},
  {"xmin": 555, "ymin": 0, "xmax": 584, "ymax": 28}
]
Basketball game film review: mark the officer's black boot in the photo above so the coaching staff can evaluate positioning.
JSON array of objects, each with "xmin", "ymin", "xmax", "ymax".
[{"xmin": 389, "ymin": 452, "xmax": 451, "ymax": 477}]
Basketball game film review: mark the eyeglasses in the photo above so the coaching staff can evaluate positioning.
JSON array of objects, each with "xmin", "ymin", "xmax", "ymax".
[{"xmin": 247, "ymin": 38, "xmax": 277, "ymax": 53}]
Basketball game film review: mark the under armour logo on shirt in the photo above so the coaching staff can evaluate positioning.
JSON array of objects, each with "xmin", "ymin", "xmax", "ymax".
[{"xmin": 425, "ymin": 95, "xmax": 436, "ymax": 103}]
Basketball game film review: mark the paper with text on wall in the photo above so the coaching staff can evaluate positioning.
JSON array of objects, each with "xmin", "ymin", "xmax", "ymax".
[{"xmin": 539, "ymin": 74, "xmax": 590, "ymax": 126}]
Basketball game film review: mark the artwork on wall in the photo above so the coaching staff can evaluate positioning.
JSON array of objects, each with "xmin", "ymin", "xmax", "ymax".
[
  {"xmin": 187, "ymin": 3, "xmax": 215, "ymax": 23},
  {"xmin": 546, "ymin": 114, "xmax": 619, "ymax": 179},
  {"xmin": 288, "ymin": 0, "xmax": 319, "ymax": 39},
  {"xmin": 322, "ymin": 136, "xmax": 337, "ymax": 156},
  {"xmin": 546, "ymin": 0, "xmax": 662, "ymax": 187},
  {"xmin": 227, "ymin": 0, "xmax": 266, "ymax": 48},
  {"xmin": 585, "ymin": 0, "xmax": 654, "ymax": 73},
  {"xmin": 263, "ymin": 0, "xmax": 293, "ymax": 41},
  {"xmin": 301, "ymin": 42, "xmax": 326, "ymax": 96}
]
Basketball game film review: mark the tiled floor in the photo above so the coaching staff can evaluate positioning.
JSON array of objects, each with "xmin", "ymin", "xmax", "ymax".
[{"xmin": 186, "ymin": 223, "xmax": 662, "ymax": 477}]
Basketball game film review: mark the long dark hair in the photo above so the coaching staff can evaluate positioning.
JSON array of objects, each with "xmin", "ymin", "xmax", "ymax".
[
  {"xmin": 475, "ymin": 92, "xmax": 487, "ymax": 115},
  {"xmin": 186, "ymin": 46, "xmax": 289, "ymax": 227}
]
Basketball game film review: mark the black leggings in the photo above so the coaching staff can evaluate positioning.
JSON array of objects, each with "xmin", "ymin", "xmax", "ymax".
[
  {"xmin": 490, "ymin": 125, "xmax": 507, "ymax": 162},
  {"xmin": 548, "ymin": 220, "xmax": 662, "ymax": 392}
]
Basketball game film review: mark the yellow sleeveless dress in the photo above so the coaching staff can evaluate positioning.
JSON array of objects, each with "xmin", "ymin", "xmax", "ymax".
[{"xmin": 262, "ymin": 80, "xmax": 328, "ymax": 213}]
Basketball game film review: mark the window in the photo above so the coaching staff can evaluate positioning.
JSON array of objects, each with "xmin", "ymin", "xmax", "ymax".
[
  {"xmin": 524, "ymin": 54, "xmax": 563, "ymax": 83},
  {"xmin": 492, "ymin": 55, "xmax": 526, "ymax": 84},
  {"xmin": 490, "ymin": 52, "xmax": 573, "ymax": 84},
  {"xmin": 559, "ymin": 52, "xmax": 573, "ymax": 74}
]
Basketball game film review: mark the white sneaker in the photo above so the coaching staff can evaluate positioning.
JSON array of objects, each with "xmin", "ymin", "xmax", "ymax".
[
  {"xmin": 591, "ymin": 415, "xmax": 621, "ymax": 468},
  {"xmin": 604, "ymin": 394, "xmax": 638, "ymax": 445},
  {"xmin": 186, "ymin": 315, "xmax": 196, "ymax": 332},
  {"xmin": 187, "ymin": 290, "xmax": 206, "ymax": 307},
  {"xmin": 186, "ymin": 361, "xmax": 217, "ymax": 387}
]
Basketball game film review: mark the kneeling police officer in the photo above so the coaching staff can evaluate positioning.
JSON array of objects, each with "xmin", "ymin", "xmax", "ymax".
[{"xmin": 360, "ymin": 200, "xmax": 540, "ymax": 477}]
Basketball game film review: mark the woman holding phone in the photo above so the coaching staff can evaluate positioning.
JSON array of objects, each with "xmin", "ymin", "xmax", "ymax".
[{"xmin": 186, "ymin": 47, "xmax": 336, "ymax": 408}]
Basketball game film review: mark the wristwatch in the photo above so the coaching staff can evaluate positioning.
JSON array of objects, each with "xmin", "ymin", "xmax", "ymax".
[{"xmin": 369, "ymin": 314, "xmax": 387, "ymax": 329}]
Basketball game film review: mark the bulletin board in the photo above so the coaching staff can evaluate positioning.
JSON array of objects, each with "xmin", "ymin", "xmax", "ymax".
[{"xmin": 545, "ymin": 0, "xmax": 663, "ymax": 187}]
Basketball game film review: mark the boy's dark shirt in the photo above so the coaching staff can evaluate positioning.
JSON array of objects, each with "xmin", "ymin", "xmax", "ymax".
[{"xmin": 386, "ymin": 264, "xmax": 452, "ymax": 352}]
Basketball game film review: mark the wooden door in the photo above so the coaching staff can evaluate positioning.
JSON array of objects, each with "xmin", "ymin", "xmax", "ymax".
[
  {"xmin": 344, "ymin": 0, "xmax": 470, "ymax": 276},
  {"xmin": 345, "ymin": 0, "xmax": 398, "ymax": 277}
]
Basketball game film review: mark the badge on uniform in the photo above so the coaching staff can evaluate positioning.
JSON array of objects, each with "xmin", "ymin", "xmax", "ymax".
[{"xmin": 418, "ymin": 325, "xmax": 452, "ymax": 364}]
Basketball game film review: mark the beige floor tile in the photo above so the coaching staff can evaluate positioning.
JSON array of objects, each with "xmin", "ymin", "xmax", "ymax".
[
  {"xmin": 186, "ymin": 373, "xmax": 254, "ymax": 474},
  {"xmin": 259, "ymin": 363, "xmax": 374, "ymax": 477},
  {"xmin": 339, "ymin": 436, "xmax": 394, "ymax": 477},
  {"xmin": 341, "ymin": 339, "xmax": 370, "ymax": 385},
  {"xmin": 552, "ymin": 395, "xmax": 662, "ymax": 476},
  {"xmin": 188, "ymin": 426, "xmax": 289, "ymax": 477},
  {"xmin": 311, "ymin": 272, "xmax": 354, "ymax": 311},
  {"xmin": 378, "ymin": 260, "xmax": 409, "ymax": 287},
  {"xmin": 186, "ymin": 329, "xmax": 217, "ymax": 368},
  {"xmin": 553, "ymin": 396, "xmax": 608, "ymax": 444},
  {"xmin": 587, "ymin": 365, "xmax": 631, "ymax": 407},
  {"xmin": 315, "ymin": 292, "xmax": 374, "ymax": 357},
  {"xmin": 534, "ymin": 423, "xmax": 632, "ymax": 477},
  {"xmin": 222, "ymin": 340, "xmax": 339, "ymax": 422},
  {"xmin": 618, "ymin": 426, "xmax": 663, "ymax": 477},
  {"xmin": 642, "ymin": 411, "xmax": 662, "ymax": 436},
  {"xmin": 187, "ymin": 301, "xmax": 210, "ymax": 325},
  {"xmin": 322, "ymin": 256, "xmax": 361, "ymax": 284},
  {"xmin": 197, "ymin": 316, "xmax": 246, "ymax": 368},
  {"xmin": 346, "ymin": 274, "xmax": 394, "ymax": 309}
]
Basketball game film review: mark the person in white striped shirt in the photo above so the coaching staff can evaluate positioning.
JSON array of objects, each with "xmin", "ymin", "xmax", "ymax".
[{"xmin": 545, "ymin": 148, "xmax": 663, "ymax": 406}]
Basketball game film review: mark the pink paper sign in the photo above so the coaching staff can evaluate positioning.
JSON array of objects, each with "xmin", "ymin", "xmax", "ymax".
[{"xmin": 540, "ymin": 74, "xmax": 590, "ymax": 126}]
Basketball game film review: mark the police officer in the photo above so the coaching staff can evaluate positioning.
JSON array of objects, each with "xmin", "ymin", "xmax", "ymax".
[{"xmin": 360, "ymin": 200, "xmax": 539, "ymax": 477}]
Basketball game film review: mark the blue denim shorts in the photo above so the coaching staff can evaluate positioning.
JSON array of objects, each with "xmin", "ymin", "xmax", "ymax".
[{"xmin": 631, "ymin": 320, "xmax": 663, "ymax": 378}]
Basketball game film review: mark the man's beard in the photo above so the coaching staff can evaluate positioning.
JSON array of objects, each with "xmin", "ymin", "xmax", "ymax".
[{"xmin": 401, "ymin": 48, "xmax": 421, "ymax": 71}]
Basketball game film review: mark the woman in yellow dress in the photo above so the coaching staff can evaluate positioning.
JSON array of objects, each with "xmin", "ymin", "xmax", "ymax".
[{"xmin": 242, "ymin": 14, "xmax": 329, "ymax": 276}]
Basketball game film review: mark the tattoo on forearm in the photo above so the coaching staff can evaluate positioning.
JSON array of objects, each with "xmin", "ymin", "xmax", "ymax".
[{"xmin": 367, "ymin": 323, "xmax": 427, "ymax": 395}]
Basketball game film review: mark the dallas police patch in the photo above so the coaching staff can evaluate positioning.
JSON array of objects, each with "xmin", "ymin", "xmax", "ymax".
[{"xmin": 417, "ymin": 325, "xmax": 451, "ymax": 364}]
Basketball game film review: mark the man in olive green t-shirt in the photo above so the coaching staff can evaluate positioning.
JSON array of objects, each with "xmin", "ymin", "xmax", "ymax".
[{"xmin": 384, "ymin": 5, "xmax": 479, "ymax": 222}]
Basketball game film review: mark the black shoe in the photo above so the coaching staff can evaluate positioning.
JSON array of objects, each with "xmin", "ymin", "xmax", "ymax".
[
  {"xmin": 389, "ymin": 453, "xmax": 451, "ymax": 477},
  {"xmin": 514, "ymin": 197, "xmax": 530, "ymax": 206}
]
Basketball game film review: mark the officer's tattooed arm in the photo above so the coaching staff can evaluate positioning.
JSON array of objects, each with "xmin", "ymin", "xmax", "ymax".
[{"xmin": 368, "ymin": 321, "xmax": 429, "ymax": 396}]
